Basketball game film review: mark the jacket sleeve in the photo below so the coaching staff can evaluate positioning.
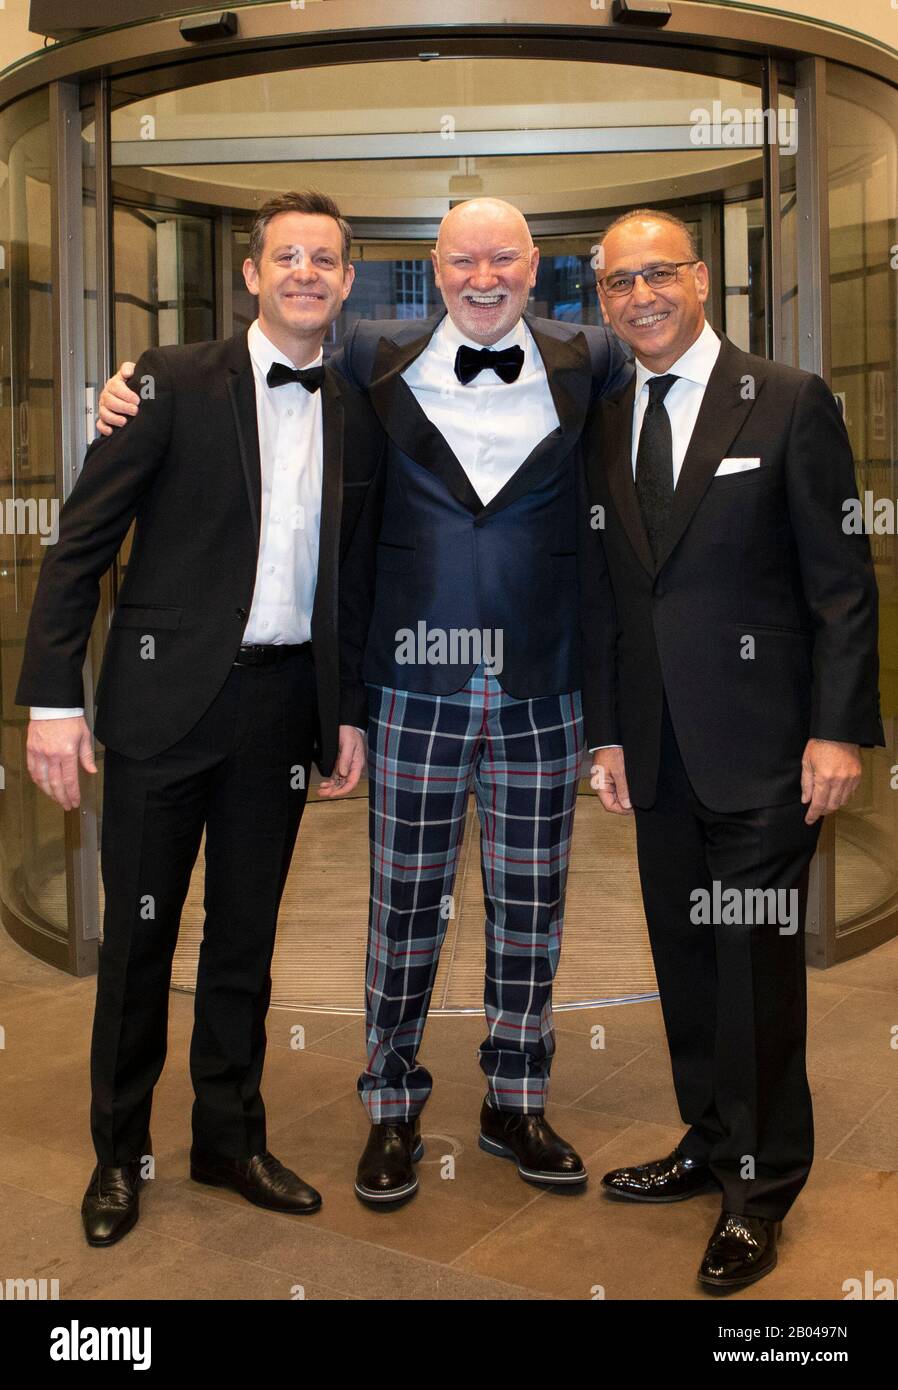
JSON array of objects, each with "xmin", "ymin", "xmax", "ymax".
[
  {"xmin": 338, "ymin": 448, "xmax": 386, "ymax": 729},
  {"xmin": 786, "ymin": 372, "xmax": 883, "ymax": 746},
  {"xmin": 577, "ymin": 438, "xmax": 620, "ymax": 749},
  {"xmin": 15, "ymin": 349, "xmax": 174, "ymax": 709},
  {"xmin": 592, "ymin": 327, "xmax": 634, "ymax": 402}
]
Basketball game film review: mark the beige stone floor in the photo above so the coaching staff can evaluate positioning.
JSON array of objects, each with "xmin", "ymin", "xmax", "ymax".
[{"xmin": 2, "ymin": 787, "xmax": 898, "ymax": 1300}]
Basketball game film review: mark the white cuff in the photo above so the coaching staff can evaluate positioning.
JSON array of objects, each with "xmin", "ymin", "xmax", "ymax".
[{"xmin": 30, "ymin": 707, "xmax": 85, "ymax": 720}]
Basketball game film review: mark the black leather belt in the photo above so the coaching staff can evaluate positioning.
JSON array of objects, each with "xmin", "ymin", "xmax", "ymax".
[{"xmin": 233, "ymin": 643, "xmax": 311, "ymax": 667}]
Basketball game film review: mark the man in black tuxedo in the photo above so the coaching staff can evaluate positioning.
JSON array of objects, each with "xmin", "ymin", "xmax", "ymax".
[
  {"xmin": 584, "ymin": 208, "xmax": 882, "ymax": 1291},
  {"xmin": 17, "ymin": 191, "xmax": 383, "ymax": 1245}
]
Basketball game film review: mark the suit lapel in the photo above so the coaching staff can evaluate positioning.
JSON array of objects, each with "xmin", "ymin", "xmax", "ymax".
[
  {"xmin": 311, "ymin": 369, "xmax": 344, "ymax": 637},
  {"xmin": 478, "ymin": 315, "xmax": 593, "ymax": 518},
  {"xmin": 654, "ymin": 334, "xmax": 764, "ymax": 571},
  {"xmin": 603, "ymin": 375, "xmax": 656, "ymax": 576},
  {"xmin": 225, "ymin": 330, "xmax": 262, "ymax": 545},
  {"xmin": 367, "ymin": 314, "xmax": 483, "ymax": 514}
]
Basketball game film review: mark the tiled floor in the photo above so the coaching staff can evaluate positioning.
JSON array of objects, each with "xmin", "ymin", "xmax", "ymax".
[
  {"xmin": 2, "ymin": 897, "xmax": 897, "ymax": 1300},
  {"xmin": 172, "ymin": 783, "xmax": 660, "ymax": 1011}
]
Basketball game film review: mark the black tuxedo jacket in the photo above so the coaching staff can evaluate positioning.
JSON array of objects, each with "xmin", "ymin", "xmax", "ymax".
[
  {"xmin": 16, "ymin": 330, "xmax": 384, "ymax": 772},
  {"xmin": 582, "ymin": 331, "xmax": 883, "ymax": 812},
  {"xmin": 333, "ymin": 309, "xmax": 631, "ymax": 735}
]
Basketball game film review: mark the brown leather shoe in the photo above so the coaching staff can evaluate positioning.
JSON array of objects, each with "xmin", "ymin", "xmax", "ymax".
[
  {"xmin": 602, "ymin": 1149, "xmax": 714, "ymax": 1202},
  {"xmin": 354, "ymin": 1118, "xmax": 424, "ymax": 1206},
  {"xmin": 478, "ymin": 1099, "xmax": 586, "ymax": 1185}
]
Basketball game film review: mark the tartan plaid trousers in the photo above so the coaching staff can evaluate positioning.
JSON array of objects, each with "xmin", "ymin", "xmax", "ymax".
[{"xmin": 358, "ymin": 664, "xmax": 584, "ymax": 1121}]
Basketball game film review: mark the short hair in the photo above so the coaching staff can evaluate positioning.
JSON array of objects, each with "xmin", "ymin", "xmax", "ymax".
[
  {"xmin": 248, "ymin": 191, "xmax": 353, "ymax": 268},
  {"xmin": 599, "ymin": 208, "xmax": 698, "ymax": 261}
]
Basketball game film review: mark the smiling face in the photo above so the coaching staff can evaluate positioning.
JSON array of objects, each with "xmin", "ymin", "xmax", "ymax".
[
  {"xmin": 597, "ymin": 217, "xmax": 709, "ymax": 373},
  {"xmin": 243, "ymin": 211, "xmax": 354, "ymax": 364},
  {"xmin": 432, "ymin": 199, "xmax": 538, "ymax": 345}
]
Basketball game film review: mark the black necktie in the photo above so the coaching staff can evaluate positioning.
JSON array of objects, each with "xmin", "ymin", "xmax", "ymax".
[
  {"xmin": 454, "ymin": 343, "xmax": 525, "ymax": 385},
  {"xmin": 635, "ymin": 374, "xmax": 679, "ymax": 561},
  {"xmin": 266, "ymin": 361, "xmax": 325, "ymax": 393}
]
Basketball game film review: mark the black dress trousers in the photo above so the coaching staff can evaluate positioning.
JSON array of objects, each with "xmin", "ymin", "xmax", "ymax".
[
  {"xmin": 90, "ymin": 646, "xmax": 318, "ymax": 1164},
  {"xmin": 633, "ymin": 699, "xmax": 821, "ymax": 1220}
]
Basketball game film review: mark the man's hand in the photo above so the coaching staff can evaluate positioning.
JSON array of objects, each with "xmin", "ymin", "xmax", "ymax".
[
  {"xmin": 26, "ymin": 717, "xmax": 97, "ymax": 811},
  {"xmin": 317, "ymin": 726, "xmax": 366, "ymax": 799},
  {"xmin": 800, "ymin": 739, "xmax": 862, "ymax": 825},
  {"xmin": 97, "ymin": 362, "xmax": 138, "ymax": 436},
  {"xmin": 590, "ymin": 746, "xmax": 633, "ymax": 815}
]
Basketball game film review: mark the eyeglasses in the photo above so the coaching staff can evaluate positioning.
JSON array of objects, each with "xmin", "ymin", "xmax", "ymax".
[{"xmin": 598, "ymin": 261, "xmax": 699, "ymax": 297}]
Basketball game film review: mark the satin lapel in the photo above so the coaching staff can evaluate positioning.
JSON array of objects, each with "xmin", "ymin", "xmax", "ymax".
[
  {"xmin": 312, "ymin": 369, "xmax": 344, "ymax": 637},
  {"xmin": 367, "ymin": 318, "xmax": 483, "ymax": 514},
  {"xmin": 225, "ymin": 332, "xmax": 262, "ymax": 547},
  {"xmin": 603, "ymin": 375, "xmax": 656, "ymax": 576},
  {"xmin": 654, "ymin": 335, "xmax": 763, "ymax": 571},
  {"xmin": 478, "ymin": 317, "xmax": 594, "ymax": 519}
]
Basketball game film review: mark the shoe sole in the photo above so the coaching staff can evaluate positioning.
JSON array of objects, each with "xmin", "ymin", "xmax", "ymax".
[
  {"xmin": 601, "ymin": 1178, "xmax": 717, "ymax": 1203},
  {"xmin": 190, "ymin": 1166, "xmax": 322, "ymax": 1215},
  {"xmin": 478, "ymin": 1133, "xmax": 588, "ymax": 1185},
  {"xmin": 698, "ymin": 1252, "xmax": 778, "ymax": 1292},
  {"xmin": 354, "ymin": 1137, "xmax": 425, "ymax": 1206}
]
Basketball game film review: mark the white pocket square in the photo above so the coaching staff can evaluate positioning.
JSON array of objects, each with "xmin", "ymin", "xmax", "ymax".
[{"xmin": 715, "ymin": 456, "xmax": 761, "ymax": 475}]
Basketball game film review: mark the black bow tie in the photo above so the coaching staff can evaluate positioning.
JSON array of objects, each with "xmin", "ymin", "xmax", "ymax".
[
  {"xmin": 266, "ymin": 361, "xmax": 325, "ymax": 393},
  {"xmin": 453, "ymin": 343, "xmax": 525, "ymax": 386}
]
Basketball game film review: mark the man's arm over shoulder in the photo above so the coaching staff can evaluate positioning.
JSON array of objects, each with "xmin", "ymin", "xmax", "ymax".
[
  {"xmin": 580, "ymin": 323, "xmax": 634, "ymax": 401},
  {"xmin": 786, "ymin": 371, "xmax": 883, "ymax": 746},
  {"xmin": 15, "ymin": 348, "xmax": 174, "ymax": 709}
]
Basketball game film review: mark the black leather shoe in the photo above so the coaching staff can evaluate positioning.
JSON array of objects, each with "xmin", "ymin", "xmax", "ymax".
[
  {"xmin": 699, "ymin": 1212, "xmax": 781, "ymax": 1291},
  {"xmin": 602, "ymin": 1149, "xmax": 714, "ymax": 1202},
  {"xmin": 478, "ymin": 1099, "xmax": 587, "ymax": 1186},
  {"xmin": 81, "ymin": 1136, "xmax": 152, "ymax": 1248},
  {"xmin": 190, "ymin": 1147, "xmax": 321, "ymax": 1214},
  {"xmin": 354, "ymin": 1118, "xmax": 424, "ymax": 1206}
]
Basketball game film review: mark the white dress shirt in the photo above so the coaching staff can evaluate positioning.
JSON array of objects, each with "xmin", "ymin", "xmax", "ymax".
[
  {"xmin": 631, "ymin": 319, "xmax": 721, "ymax": 480},
  {"xmin": 32, "ymin": 318, "xmax": 323, "ymax": 720},
  {"xmin": 591, "ymin": 320, "xmax": 720, "ymax": 755},
  {"xmin": 402, "ymin": 314, "xmax": 559, "ymax": 505}
]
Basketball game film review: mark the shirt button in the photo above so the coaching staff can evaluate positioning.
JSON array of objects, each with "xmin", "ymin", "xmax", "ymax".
[{"xmin": 286, "ymin": 409, "xmax": 293, "ymax": 417}]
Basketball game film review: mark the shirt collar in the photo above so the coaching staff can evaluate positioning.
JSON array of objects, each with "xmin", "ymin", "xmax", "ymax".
[
  {"xmin": 634, "ymin": 319, "xmax": 720, "ymax": 396},
  {"xmin": 436, "ymin": 311, "xmax": 529, "ymax": 359},
  {"xmin": 248, "ymin": 318, "xmax": 324, "ymax": 378}
]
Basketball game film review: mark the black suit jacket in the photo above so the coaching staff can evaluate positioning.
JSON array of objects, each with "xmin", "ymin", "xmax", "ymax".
[
  {"xmin": 15, "ymin": 330, "xmax": 384, "ymax": 772},
  {"xmin": 333, "ymin": 310, "xmax": 631, "ymax": 735},
  {"xmin": 582, "ymin": 331, "xmax": 883, "ymax": 812}
]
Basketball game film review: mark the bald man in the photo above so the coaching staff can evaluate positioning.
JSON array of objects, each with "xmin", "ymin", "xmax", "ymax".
[{"xmin": 98, "ymin": 197, "xmax": 632, "ymax": 1207}]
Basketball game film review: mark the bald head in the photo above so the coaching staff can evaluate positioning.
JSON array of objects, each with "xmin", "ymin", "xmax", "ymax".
[
  {"xmin": 437, "ymin": 198, "xmax": 534, "ymax": 255},
  {"xmin": 432, "ymin": 198, "xmax": 538, "ymax": 345}
]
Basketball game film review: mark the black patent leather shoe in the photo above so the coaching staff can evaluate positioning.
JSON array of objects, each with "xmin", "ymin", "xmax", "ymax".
[
  {"xmin": 190, "ymin": 1147, "xmax": 322, "ymax": 1214},
  {"xmin": 699, "ymin": 1212, "xmax": 781, "ymax": 1291},
  {"xmin": 478, "ymin": 1099, "xmax": 587, "ymax": 1186},
  {"xmin": 354, "ymin": 1118, "xmax": 424, "ymax": 1206},
  {"xmin": 81, "ymin": 1137, "xmax": 151, "ymax": 1247},
  {"xmin": 602, "ymin": 1149, "xmax": 714, "ymax": 1202}
]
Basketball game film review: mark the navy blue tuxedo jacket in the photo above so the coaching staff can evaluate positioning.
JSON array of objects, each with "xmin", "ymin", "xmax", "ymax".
[{"xmin": 334, "ymin": 310, "xmax": 632, "ymax": 738}]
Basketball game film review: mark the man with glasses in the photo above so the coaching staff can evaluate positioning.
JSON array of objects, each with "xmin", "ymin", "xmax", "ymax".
[{"xmin": 584, "ymin": 208, "xmax": 882, "ymax": 1290}]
